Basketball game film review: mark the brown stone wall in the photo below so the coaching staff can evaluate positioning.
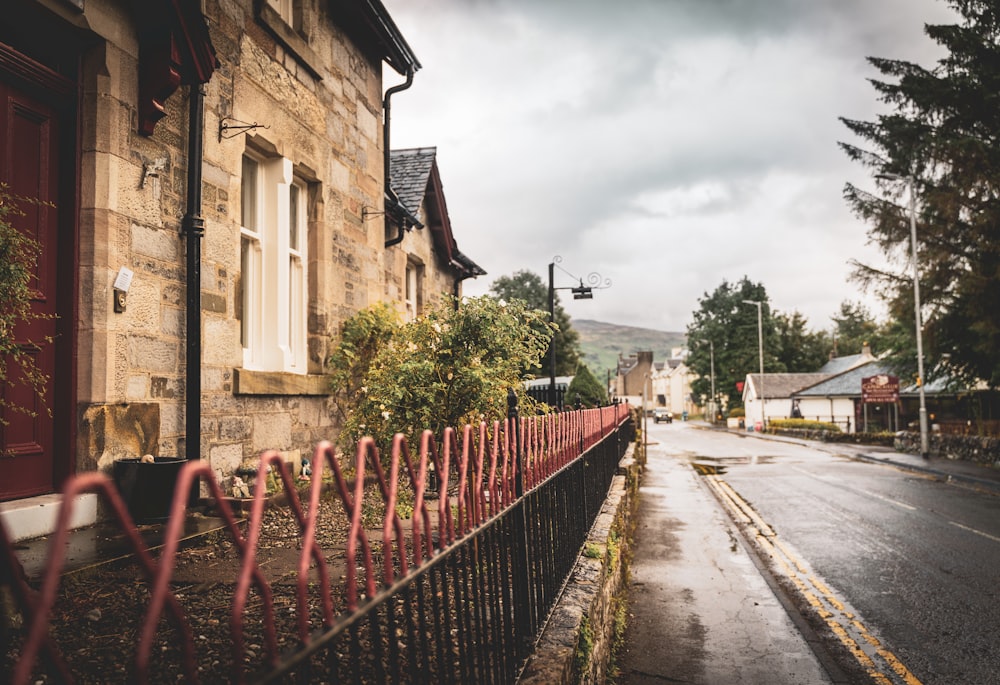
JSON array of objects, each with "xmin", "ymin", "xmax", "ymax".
[
  {"xmin": 391, "ymin": 197, "xmax": 463, "ymax": 318},
  {"xmin": 71, "ymin": 0, "xmax": 398, "ymax": 493}
]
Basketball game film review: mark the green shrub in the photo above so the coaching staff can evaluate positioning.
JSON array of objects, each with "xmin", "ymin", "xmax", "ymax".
[
  {"xmin": 768, "ymin": 418, "xmax": 841, "ymax": 433},
  {"xmin": 328, "ymin": 295, "xmax": 554, "ymax": 453},
  {"xmin": 728, "ymin": 407, "xmax": 745, "ymax": 418}
]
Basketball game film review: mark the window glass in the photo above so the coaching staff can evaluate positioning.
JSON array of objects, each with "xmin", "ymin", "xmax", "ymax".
[{"xmin": 240, "ymin": 152, "xmax": 309, "ymax": 373}]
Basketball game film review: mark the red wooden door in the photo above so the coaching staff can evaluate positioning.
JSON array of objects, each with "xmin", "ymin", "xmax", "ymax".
[{"xmin": 0, "ymin": 80, "xmax": 60, "ymax": 500}]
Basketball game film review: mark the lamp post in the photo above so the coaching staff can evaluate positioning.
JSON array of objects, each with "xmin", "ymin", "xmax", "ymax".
[
  {"xmin": 877, "ymin": 172, "xmax": 929, "ymax": 458},
  {"xmin": 547, "ymin": 256, "xmax": 610, "ymax": 408},
  {"xmin": 696, "ymin": 338, "xmax": 717, "ymax": 421},
  {"xmin": 709, "ymin": 339, "xmax": 716, "ymax": 421},
  {"xmin": 742, "ymin": 300, "xmax": 764, "ymax": 429},
  {"xmin": 643, "ymin": 372, "xmax": 650, "ymax": 443}
]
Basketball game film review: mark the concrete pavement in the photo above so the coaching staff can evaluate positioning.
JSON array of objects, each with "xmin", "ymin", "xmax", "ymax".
[{"xmin": 619, "ymin": 435, "xmax": 837, "ymax": 685}]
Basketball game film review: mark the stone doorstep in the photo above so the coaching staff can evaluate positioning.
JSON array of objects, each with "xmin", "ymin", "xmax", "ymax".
[{"xmin": 0, "ymin": 493, "xmax": 99, "ymax": 543}]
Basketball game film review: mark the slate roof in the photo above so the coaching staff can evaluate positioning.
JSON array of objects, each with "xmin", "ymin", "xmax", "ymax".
[
  {"xmin": 747, "ymin": 373, "xmax": 832, "ymax": 398},
  {"xmin": 818, "ymin": 346, "xmax": 877, "ymax": 375},
  {"xmin": 818, "ymin": 354, "xmax": 865, "ymax": 375},
  {"xmin": 795, "ymin": 360, "xmax": 978, "ymax": 398},
  {"xmin": 793, "ymin": 361, "xmax": 892, "ymax": 397},
  {"xmin": 389, "ymin": 147, "xmax": 486, "ymax": 279},
  {"xmin": 390, "ymin": 147, "xmax": 436, "ymax": 218}
]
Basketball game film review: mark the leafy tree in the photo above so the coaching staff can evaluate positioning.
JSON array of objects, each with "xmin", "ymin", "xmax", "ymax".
[
  {"xmin": 686, "ymin": 277, "xmax": 777, "ymax": 409},
  {"xmin": 830, "ymin": 300, "xmax": 887, "ymax": 357},
  {"xmin": 774, "ymin": 311, "xmax": 830, "ymax": 372},
  {"xmin": 566, "ymin": 363, "xmax": 607, "ymax": 408},
  {"xmin": 840, "ymin": 2, "xmax": 1000, "ymax": 388},
  {"xmin": 328, "ymin": 295, "xmax": 553, "ymax": 452},
  {"xmin": 489, "ymin": 270, "xmax": 581, "ymax": 377},
  {"xmin": 0, "ymin": 184, "xmax": 50, "ymax": 425}
]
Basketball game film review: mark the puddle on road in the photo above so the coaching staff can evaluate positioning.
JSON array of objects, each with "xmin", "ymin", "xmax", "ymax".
[{"xmin": 689, "ymin": 455, "xmax": 776, "ymax": 476}]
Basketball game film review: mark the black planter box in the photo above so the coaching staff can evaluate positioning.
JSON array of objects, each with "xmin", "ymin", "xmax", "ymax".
[{"xmin": 112, "ymin": 457, "xmax": 188, "ymax": 523}]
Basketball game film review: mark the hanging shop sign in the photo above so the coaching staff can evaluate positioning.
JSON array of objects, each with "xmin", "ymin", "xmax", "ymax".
[{"xmin": 861, "ymin": 374, "xmax": 900, "ymax": 404}]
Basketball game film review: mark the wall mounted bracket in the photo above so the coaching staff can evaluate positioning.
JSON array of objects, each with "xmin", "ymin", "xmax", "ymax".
[{"xmin": 219, "ymin": 117, "xmax": 270, "ymax": 141}]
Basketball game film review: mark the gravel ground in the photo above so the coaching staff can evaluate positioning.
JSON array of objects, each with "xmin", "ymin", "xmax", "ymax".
[{"xmin": 4, "ymin": 491, "xmax": 361, "ymax": 683}]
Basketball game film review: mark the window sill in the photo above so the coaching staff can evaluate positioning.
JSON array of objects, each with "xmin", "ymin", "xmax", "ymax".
[{"xmin": 234, "ymin": 368, "xmax": 330, "ymax": 396}]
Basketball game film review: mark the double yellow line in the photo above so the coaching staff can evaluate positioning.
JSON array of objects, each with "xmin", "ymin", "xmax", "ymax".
[{"xmin": 704, "ymin": 475, "xmax": 923, "ymax": 685}]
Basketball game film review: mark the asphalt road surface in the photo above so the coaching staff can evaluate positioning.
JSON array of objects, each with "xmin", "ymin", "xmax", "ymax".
[{"xmin": 623, "ymin": 421, "xmax": 1000, "ymax": 685}]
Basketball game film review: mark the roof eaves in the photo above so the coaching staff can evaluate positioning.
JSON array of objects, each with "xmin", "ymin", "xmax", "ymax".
[{"xmin": 340, "ymin": 0, "xmax": 421, "ymax": 75}]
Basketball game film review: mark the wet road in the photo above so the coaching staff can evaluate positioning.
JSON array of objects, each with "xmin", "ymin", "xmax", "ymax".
[{"xmin": 625, "ymin": 421, "xmax": 1000, "ymax": 685}]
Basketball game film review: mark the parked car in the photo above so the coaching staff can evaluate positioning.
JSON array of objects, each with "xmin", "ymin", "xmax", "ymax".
[{"xmin": 653, "ymin": 408, "xmax": 673, "ymax": 423}]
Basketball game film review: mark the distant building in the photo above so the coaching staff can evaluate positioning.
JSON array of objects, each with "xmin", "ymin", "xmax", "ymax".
[
  {"xmin": 612, "ymin": 351, "xmax": 655, "ymax": 409},
  {"xmin": 613, "ymin": 349, "xmax": 694, "ymax": 416}
]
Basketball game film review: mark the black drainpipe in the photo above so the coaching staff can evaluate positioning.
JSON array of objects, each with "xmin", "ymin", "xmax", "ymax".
[
  {"xmin": 383, "ymin": 68, "xmax": 414, "ymax": 248},
  {"xmin": 182, "ymin": 84, "xmax": 205, "ymax": 478}
]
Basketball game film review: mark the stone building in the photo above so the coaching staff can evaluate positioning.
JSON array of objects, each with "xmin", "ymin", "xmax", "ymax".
[
  {"xmin": 0, "ymin": 0, "xmax": 482, "ymax": 537},
  {"xmin": 612, "ymin": 351, "xmax": 654, "ymax": 409},
  {"xmin": 388, "ymin": 147, "xmax": 485, "ymax": 320}
]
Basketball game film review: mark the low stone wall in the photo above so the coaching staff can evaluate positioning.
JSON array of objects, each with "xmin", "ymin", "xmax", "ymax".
[
  {"xmin": 519, "ymin": 445, "xmax": 640, "ymax": 685},
  {"xmin": 894, "ymin": 431, "xmax": 1000, "ymax": 465},
  {"xmin": 766, "ymin": 427, "xmax": 896, "ymax": 447}
]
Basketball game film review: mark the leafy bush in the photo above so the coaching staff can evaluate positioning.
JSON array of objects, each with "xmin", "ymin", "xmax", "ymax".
[
  {"xmin": 328, "ymin": 295, "xmax": 554, "ymax": 452},
  {"xmin": 768, "ymin": 418, "xmax": 842, "ymax": 433},
  {"xmin": 728, "ymin": 407, "xmax": 745, "ymax": 418},
  {"xmin": 0, "ymin": 183, "xmax": 50, "ymax": 424}
]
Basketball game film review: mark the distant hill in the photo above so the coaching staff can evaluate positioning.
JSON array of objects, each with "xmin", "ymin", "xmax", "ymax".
[{"xmin": 573, "ymin": 319, "xmax": 687, "ymax": 380}]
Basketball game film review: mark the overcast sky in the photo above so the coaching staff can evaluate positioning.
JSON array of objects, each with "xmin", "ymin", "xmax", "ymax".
[{"xmin": 383, "ymin": 0, "xmax": 959, "ymax": 334}]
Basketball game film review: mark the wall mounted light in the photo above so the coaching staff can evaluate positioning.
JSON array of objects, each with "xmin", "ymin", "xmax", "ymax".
[{"xmin": 113, "ymin": 266, "xmax": 134, "ymax": 313}]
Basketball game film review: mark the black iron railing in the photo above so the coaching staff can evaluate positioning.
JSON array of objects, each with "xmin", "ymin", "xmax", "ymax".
[{"xmin": 1, "ymin": 399, "xmax": 633, "ymax": 684}]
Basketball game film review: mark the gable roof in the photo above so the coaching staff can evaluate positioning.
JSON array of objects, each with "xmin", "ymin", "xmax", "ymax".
[
  {"xmin": 390, "ymin": 147, "xmax": 436, "ymax": 216},
  {"xmin": 747, "ymin": 373, "xmax": 832, "ymax": 398},
  {"xmin": 818, "ymin": 354, "xmax": 866, "ymax": 375},
  {"xmin": 389, "ymin": 147, "xmax": 485, "ymax": 279},
  {"xmin": 818, "ymin": 344, "xmax": 877, "ymax": 375},
  {"xmin": 793, "ymin": 361, "xmax": 892, "ymax": 397}
]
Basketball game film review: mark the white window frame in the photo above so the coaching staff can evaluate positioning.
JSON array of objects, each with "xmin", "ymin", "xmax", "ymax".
[
  {"xmin": 268, "ymin": 0, "xmax": 296, "ymax": 27},
  {"xmin": 240, "ymin": 151, "xmax": 309, "ymax": 374},
  {"xmin": 404, "ymin": 260, "xmax": 421, "ymax": 322}
]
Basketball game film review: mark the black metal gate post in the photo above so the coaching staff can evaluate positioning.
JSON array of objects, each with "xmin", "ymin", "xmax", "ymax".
[{"xmin": 507, "ymin": 390, "xmax": 532, "ymax": 658}]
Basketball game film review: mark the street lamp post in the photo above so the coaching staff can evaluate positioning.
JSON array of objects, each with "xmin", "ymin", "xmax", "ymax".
[
  {"xmin": 709, "ymin": 339, "xmax": 716, "ymax": 420},
  {"xmin": 877, "ymin": 172, "xmax": 930, "ymax": 458},
  {"xmin": 696, "ymin": 338, "xmax": 717, "ymax": 421},
  {"xmin": 547, "ymin": 256, "xmax": 609, "ymax": 408},
  {"xmin": 742, "ymin": 300, "xmax": 764, "ymax": 429},
  {"xmin": 643, "ymin": 372, "xmax": 650, "ymax": 443}
]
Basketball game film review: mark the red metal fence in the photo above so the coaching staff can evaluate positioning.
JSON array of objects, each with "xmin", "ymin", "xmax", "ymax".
[{"xmin": 2, "ymin": 399, "xmax": 633, "ymax": 684}]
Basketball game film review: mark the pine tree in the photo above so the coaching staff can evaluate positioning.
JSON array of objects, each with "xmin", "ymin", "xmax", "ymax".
[
  {"xmin": 840, "ymin": 1, "xmax": 1000, "ymax": 388},
  {"xmin": 774, "ymin": 311, "xmax": 830, "ymax": 372},
  {"xmin": 566, "ymin": 363, "xmax": 607, "ymax": 408}
]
